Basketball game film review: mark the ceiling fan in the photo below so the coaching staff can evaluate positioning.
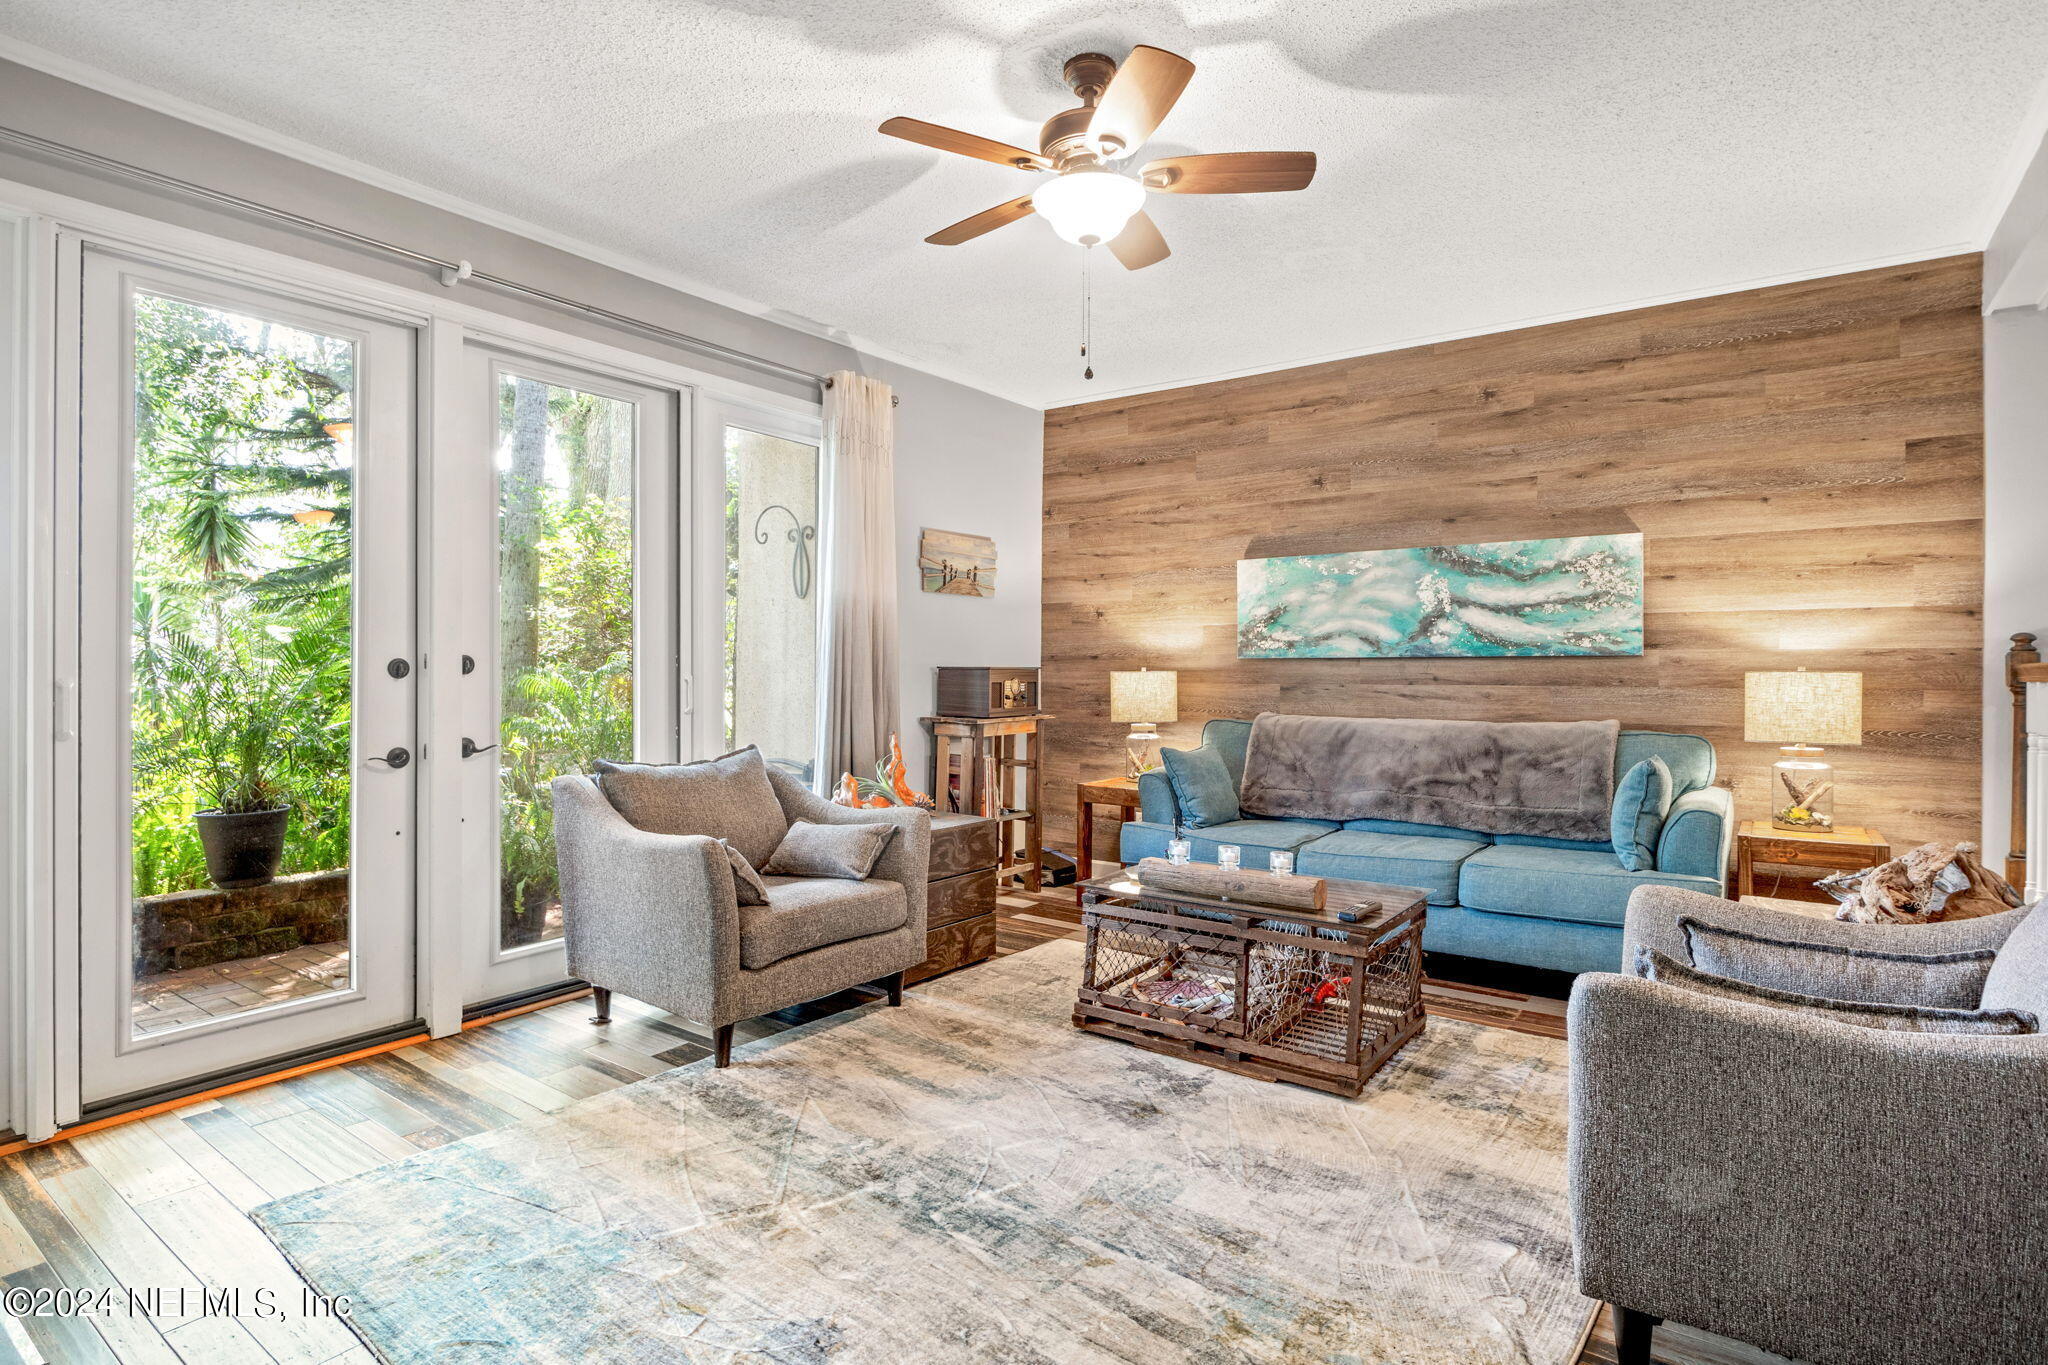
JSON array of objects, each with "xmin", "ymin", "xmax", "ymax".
[{"xmin": 880, "ymin": 45, "xmax": 1316, "ymax": 270}]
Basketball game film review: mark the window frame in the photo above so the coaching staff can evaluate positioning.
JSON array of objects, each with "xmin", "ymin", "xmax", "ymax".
[{"xmin": 689, "ymin": 397, "xmax": 825, "ymax": 783}]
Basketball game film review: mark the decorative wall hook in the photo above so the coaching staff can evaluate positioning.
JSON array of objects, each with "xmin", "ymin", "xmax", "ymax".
[{"xmin": 753, "ymin": 504, "xmax": 816, "ymax": 599}]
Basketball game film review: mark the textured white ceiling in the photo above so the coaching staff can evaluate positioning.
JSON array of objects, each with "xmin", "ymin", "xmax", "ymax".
[{"xmin": 5, "ymin": 1, "xmax": 2046, "ymax": 408}]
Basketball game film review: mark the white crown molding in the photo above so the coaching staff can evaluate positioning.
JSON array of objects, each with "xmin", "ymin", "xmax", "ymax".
[
  {"xmin": 1978, "ymin": 63, "xmax": 2048, "ymax": 313},
  {"xmin": 0, "ymin": 36, "xmax": 1033, "ymax": 408},
  {"xmin": 1976, "ymin": 61, "xmax": 2048, "ymax": 253},
  {"xmin": 0, "ymin": 36, "xmax": 2007, "ymax": 414},
  {"xmin": 1043, "ymin": 240, "xmax": 1981, "ymax": 410}
]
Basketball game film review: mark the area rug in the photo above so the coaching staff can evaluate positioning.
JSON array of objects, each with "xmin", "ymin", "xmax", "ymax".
[{"xmin": 254, "ymin": 940, "xmax": 1582, "ymax": 1363}]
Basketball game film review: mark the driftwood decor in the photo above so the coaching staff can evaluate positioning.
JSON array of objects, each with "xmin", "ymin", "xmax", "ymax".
[
  {"xmin": 1133, "ymin": 857, "xmax": 1327, "ymax": 911},
  {"xmin": 1817, "ymin": 841, "xmax": 2024, "ymax": 925}
]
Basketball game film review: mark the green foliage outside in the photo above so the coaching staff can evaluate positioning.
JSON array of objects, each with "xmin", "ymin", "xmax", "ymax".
[
  {"xmin": 128, "ymin": 301, "xmax": 638, "ymax": 944},
  {"xmin": 495, "ymin": 379, "xmax": 635, "ymax": 943},
  {"xmin": 129, "ymin": 296, "xmax": 357, "ymax": 897}
]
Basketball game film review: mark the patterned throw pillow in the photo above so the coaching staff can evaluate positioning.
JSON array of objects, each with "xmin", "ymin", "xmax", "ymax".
[
  {"xmin": 1638, "ymin": 948, "xmax": 2037, "ymax": 1035},
  {"xmin": 1678, "ymin": 917, "xmax": 1996, "ymax": 1009},
  {"xmin": 720, "ymin": 840, "xmax": 769, "ymax": 906},
  {"xmin": 762, "ymin": 820, "xmax": 899, "ymax": 881},
  {"xmin": 1609, "ymin": 756, "xmax": 1672, "ymax": 871},
  {"xmin": 1161, "ymin": 745, "xmax": 1240, "ymax": 829},
  {"xmin": 594, "ymin": 745, "xmax": 788, "ymax": 869}
]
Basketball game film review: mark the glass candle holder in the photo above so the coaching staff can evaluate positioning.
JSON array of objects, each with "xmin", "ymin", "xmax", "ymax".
[
  {"xmin": 1269, "ymin": 850, "xmax": 1295, "ymax": 876},
  {"xmin": 1166, "ymin": 838, "xmax": 1192, "ymax": 865},
  {"xmin": 1216, "ymin": 844, "xmax": 1241, "ymax": 871}
]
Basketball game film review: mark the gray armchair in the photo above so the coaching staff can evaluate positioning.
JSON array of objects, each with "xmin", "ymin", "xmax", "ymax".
[
  {"xmin": 1568, "ymin": 885, "xmax": 2047, "ymax": 1365},
  {"xmin": 551, "ymin": 764, "xmax": 930, "ymax": 1066}
]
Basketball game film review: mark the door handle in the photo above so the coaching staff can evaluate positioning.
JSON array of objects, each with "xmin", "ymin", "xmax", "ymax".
[
  {"xmin": 460, "ymin": 737, "xmax": 497, "ymax": 759},
  {"xmin": 366, "ymin": 746, "xmax": 411, "ymax": 769}
]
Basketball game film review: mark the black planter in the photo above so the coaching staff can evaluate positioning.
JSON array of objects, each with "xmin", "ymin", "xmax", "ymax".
[
  {"xmin": 500, "ymin": 882, "xmax": 554, "ymax": 947},
  {"xmin": 194, "ymin": 807, "xmax": 290, "ymax": 889}
]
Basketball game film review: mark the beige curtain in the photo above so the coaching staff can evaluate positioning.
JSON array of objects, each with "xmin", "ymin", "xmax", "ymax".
[{"xmin": 817, "ymin": 370, "xmax": 899, "ymax": 788}]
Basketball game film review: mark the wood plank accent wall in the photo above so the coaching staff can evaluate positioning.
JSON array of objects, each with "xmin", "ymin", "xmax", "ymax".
[{"xmin": 1042, "ymin": 256, "xmax": 1985, "ymax": 865}]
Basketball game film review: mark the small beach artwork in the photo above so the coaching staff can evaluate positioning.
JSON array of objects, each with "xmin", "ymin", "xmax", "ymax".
[
  {"xmin": 1238, "ymin": 533, "xmax": 1644, "ymax": 658},
  {"xmin": 920, "ymin": 528, "xmax": 997, "ymax": 597}
]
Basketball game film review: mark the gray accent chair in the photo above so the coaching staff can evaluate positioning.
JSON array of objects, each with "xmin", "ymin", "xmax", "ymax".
[
  {"xmin": 551, "ymin": 765, "xmax": 930, "ymax": 1066},
  {"xmin": 1568, "ymin": 884, "xmax": 2047, "ymax": 1365}
]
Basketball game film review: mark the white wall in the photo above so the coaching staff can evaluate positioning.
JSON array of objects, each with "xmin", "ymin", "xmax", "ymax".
[
  {"xmin": 0, "ymin": 56, "xmax": 1044, "ymax": 800},
  {"xmin": 1982, "ymin": 308, "xmax": 2048, "ymax": 864},
  {"xmin": 872, "ymin": 357, "xmax": 1043, "ymax": 790},
  {"xmin": 1982, "ymin": 129, "xmax": 2048, "ymax": 867},
  {"xmin": 0, "ymin": 212, "xmax": 22, "ymax": 1134}
]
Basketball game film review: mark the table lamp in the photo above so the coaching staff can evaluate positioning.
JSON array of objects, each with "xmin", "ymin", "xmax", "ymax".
[
  {"xmin": 1744, "ymin": 669, "xmax": 1862, "ymax": 832},
  {"xmin": 1109, "ymin": 669, "xmax": 1178, "ymax": 778}
]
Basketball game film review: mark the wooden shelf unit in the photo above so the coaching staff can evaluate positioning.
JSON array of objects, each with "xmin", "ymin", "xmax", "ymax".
[{"xmin": 924, "ymin": 712, "xmax": 1049, "ymax": 891}]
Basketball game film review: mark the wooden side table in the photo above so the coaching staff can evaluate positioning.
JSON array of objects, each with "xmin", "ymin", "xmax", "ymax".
[
  {"xmin": 1074, "ymin": 776, "xmax": 1142, "ymax": 903},
  {"xmin": 924, "ymin": 713, "xmax": 1049, "ymax": 891},
  {"xmin": 1734, "ymin": 820, "xmax": 1889, "ymax": 902}
]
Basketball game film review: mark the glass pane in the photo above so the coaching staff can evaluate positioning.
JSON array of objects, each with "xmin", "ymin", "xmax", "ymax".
[
  {"xmin": 128, "ymin": 294, "xmax": 358, "ymax": 1038},
  {"xmin": 498, "ymin": 376, "xmax": 636, "ymax": 951},
  {"xmin": 724, "ymin": 426, "xmax": 820, "ymax": 783}
]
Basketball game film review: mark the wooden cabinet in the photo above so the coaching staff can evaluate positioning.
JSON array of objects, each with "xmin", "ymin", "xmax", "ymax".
[{"xmin": 908, "ymin": 813, "xmax": 999, "ymax": 984}]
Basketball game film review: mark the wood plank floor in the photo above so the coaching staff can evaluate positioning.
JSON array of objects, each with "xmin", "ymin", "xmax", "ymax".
[{"xmin": 0, "ymin": 891, "xmax": 1785, "ymax": 1364}]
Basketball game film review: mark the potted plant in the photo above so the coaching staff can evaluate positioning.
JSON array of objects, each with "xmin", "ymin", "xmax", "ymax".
[
  {"xmin": 498, "ymin": 792, "xmax": 557, "ymax": 947},
  {"xmin": 134, "ymin": 629, "xmax": 337, "ymax": 890}
]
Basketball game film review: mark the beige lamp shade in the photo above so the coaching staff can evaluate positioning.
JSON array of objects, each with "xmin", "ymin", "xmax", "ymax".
[
  {"xmin": 1109, "ymin": 669, "xmax": 1178, "ymax": 723},
  {"xmin": 1744, "ymin": 670, "xmax": 1862, "ymax": 745}
]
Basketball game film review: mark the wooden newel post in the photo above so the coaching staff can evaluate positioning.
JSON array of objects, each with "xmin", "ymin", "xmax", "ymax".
[{"xmin": 2008, "ymin": 631, "xmax": 2041, "ymax": 890}]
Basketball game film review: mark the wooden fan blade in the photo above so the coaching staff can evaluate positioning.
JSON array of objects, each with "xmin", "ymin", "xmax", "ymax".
[
  {"xmin": 1140, "ymin": 151, "xmax": 1317, "ymax": 194},
  {"xmin": 925, "ymin": 195, "xmax": 1036, "ymax": 245},
  {"xmin": 1105, "ymin": 210, "xmax": 1169, "ymax": 270},
  {"xmin": 880, "ymin": 116, "xmax": 1050, "ymax": 171},
  {"xmin": 1088, "ymin": 46, "xmax": 1195, "ymax": 159}
]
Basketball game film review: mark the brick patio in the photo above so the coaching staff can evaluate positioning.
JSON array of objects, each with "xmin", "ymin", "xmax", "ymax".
[{"xmin": 130, "ymin": 939, "xmax": 352, "ymax": 1036}]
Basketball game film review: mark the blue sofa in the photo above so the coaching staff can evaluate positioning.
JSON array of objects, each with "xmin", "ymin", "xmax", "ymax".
[{"xmin": 1121, "ymin": 719, "xmax": 1733, "ymax": 976}]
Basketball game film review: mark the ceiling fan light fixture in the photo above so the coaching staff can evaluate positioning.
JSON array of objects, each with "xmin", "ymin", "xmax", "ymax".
[{"xmin": 1032, "ymin": 168, "xmax": 1146, "ymax": 245}]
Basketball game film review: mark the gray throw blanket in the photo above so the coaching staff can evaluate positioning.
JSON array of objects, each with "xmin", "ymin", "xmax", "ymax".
[{"xmin": 1239, "ymin": 713, "xmax": 1619, "ymax": 841}]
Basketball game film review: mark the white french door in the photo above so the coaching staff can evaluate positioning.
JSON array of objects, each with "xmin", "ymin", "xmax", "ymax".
[
  {"xmin": 434, "ymin": 342, "xmax": 683, "ymax": 1008},
  {"xmin": 41, "ymin": 223, "xmax": 801, "ymax": 1120},
  {"xmin": 75, "ymin": 248, "xmax": 418, "ymax": 1106}
]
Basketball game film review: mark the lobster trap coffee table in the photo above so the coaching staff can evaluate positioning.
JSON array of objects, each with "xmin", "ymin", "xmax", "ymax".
[{"xmin": 1073, "ymin": 870, "xmax": 1429, "ymax": 1097}]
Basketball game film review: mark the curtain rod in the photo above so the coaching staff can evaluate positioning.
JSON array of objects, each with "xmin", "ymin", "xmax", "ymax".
[{"xmin": 0, "ymin": 123, "xmax": 897, "ymax": 404}]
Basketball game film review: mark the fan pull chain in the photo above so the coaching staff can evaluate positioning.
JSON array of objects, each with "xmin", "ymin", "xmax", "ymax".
[{"xmin": 1081, "ymin": 245, "xmax": 1094, "ymax": 381}]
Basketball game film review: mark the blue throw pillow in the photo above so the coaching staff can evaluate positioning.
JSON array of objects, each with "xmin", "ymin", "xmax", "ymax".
[
  {"xmin": 1161, "ymin": 746, "xmax": 1240, "ymax": 829},
  {"xmin": 1610, "ymin": 756, "xmax": 1672, "ymax": 871}
]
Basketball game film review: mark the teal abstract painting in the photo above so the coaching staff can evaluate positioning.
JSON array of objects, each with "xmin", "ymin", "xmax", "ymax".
[{"xmin": 1238, "ymin": 534, "xmax": 1644, "ymax": 658}]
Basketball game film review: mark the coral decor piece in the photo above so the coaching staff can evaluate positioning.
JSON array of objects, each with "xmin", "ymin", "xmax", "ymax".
[
  {"xmin": 1818, "ymin": 841, "xmax": 2024, "ymax": 924},
  {"xmin": 1238, "ymin": 533, "xmax": 1644, "ymax": 658},
  {"xmin": 831, "ymin": 734, "xmax": 936, "ymax": 810}
]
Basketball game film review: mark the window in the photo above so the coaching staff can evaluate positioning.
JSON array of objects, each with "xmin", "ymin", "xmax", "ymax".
[
  {"xmin": 496, "ymin": 374, "xmax": 636, "ymax": 950},
  {"xmin": 723, "ymin": 424, "xmax": 821, "ymax": 783}
]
